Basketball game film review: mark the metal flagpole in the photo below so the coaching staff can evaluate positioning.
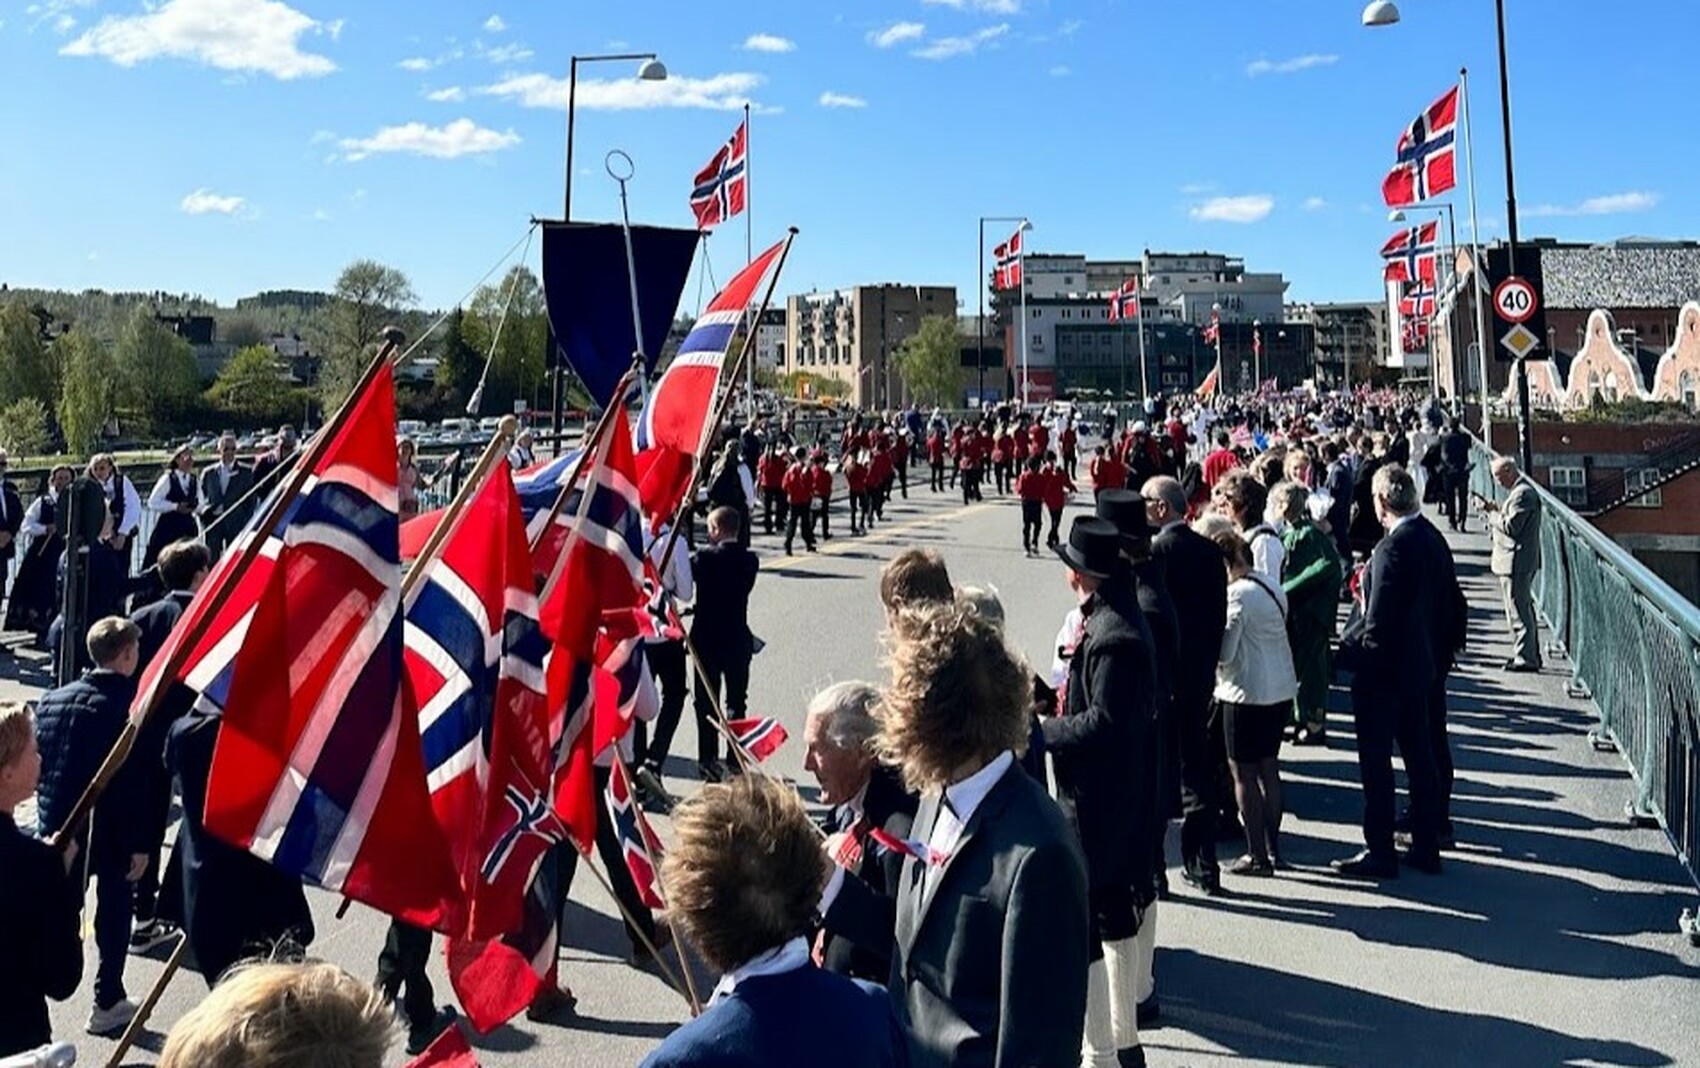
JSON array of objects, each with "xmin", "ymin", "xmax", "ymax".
[
  {"xmin": 1018, "ymin": 220, "xmax": 1030, "ymax": 407},
  {"xmin": 744, "ymin": 102, "xmax": 756, "ymax": 417},
  {"xmin": 1135, "ymin": 285, "xmax": 1149, "ymax": 402},
  {"xmin": 1459, "ymin": 67, "xmax": 1494, "ymax": 446},
  {"xmin": 608, "ymin": 151, "xmax": 650, "ymax": 407}
]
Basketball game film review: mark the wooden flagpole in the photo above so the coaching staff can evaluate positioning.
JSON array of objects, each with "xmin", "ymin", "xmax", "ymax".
[
  {"xmin": 609, "ymin": 749, "xmax": 704, "ymax": 1012},
  {"xmin": 103, "ymin": 935, "xmax": 190, "ymax": 1068},
  {"xmin": 400, "ymin": 416, "xmax": 521, "ymax": 606},
  {"xmin": 49, "ymin": 328, "xmax": 410, "ymax": 852}
]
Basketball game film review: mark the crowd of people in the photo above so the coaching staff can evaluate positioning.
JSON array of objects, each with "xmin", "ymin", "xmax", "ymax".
[{"xmin": 0, "ymin": 384, "xmax": 1554, "ymax": 1068}]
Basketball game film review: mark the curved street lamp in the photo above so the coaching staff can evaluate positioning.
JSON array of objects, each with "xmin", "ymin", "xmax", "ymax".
[{"xmin": 1361, "ymin": 1, "xmax": 1401, "ymax": 26}]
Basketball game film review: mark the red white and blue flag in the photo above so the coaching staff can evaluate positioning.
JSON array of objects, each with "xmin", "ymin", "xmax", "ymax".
[
  {"xmin": 636, "ymin": 238, "xmax": 786, "ymax": 519},
  {"xmin": 1402, "ymin": 317, "xmax": 1432, "ymax": 350},
  {"xmin": 869, "ymin": 826, "xmax": 949, "ymax": 867},
  {"xmin": 1382, "ymin": 87, "xmax": 1458, "ymax": 207},
  {"xmin": 1107, "ymin": 277, "xmax": 1139, "ymax": 322},
  {"xmin": 1381, "ymin": 221, "xmax": 1439, "ymax": 284},
  {"xmin": 1201, "ymin": 311, "xmax": 1221, "ymax": 347},
  {"xmin": 605, "ymin": 761, "xmax": 666, "ymax": 910},
  {"xmin": 400, "ymin": 446, "xmax": 585, "ymax": 571},
  {"xmin": 726, "ymin": 716, "xmax": 789, "ymax": 763},
  {"xmin": 689, "ymin": 119, "xmax": 748, "ymax": 231},
  {"xmin": 185, "ymin": 363, "xmax": 461, "ymax": 930},
  {"xmin": 1399, "ymin": 282, "xmax": 1437, "ymax": 319},
  {"xmin": 992, "ymin": 226, "xmax": 1024, "ymax": 291}
]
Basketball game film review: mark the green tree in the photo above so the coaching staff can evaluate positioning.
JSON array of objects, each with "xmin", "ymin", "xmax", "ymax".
[
  {"xmin": 892, "ymin": 315, "xmax": 965, "ymax": 407},
  {"xmin": 462, "ymin": 266, "xmax": 546, "ymax": 416},
  {"xmin": 113, "ymin": 306, "xmax": 201, "ymax": 434},
  {"xmin": 0, "ymin": 301, "xmax": 61, "ymax": 412},
  {"xmin": 322, "ymin": 260, "xmax": 416, "ymax": 408},
  {"xmin": 434, "ymin": 306, "xmax": 482, "ymax": 404},
  {"xmin": 57, "ymin": 331, "xmax": 116, "ymax": 455},
  {"xmin": 0, "ymin": 397, "xmax": 51, "ymax": 456},
  {"xmin": 208, "ymin": 344, "xmax": 293, "ymax": 424}
]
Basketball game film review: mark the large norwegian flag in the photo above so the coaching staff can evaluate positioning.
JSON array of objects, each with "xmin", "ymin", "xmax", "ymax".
[
  {"xmin": 992, "ymin": 226, "xmax": 1024, "ymax": 290},
  {"xmin": 1381, "ymin": 221, "xmax": 1439, "ymax": 284},
  {"xmin": 1107, "ymin": 277, "xmax": 1139, "ymax": 322},
  {"xmin": 636, "ymin": 238, "xmax": 785, "ymax": 518},
  {"xmin": 404, "ymin": 461, "xmax": 563, "ymax": 1030},
  {"xmin": 689, "ymin": 119, "xmax": 748, "ymax": 230},
  {"xmin": 1399, "ymin": 282, "xmax": 1437, "ymax": 319},
  {"xmin": 192, "ymin": 363, "xmax": 461, "ymax": 929},
  {"xmin": 1382, "ymin": 87, "xmax": 1458, "ymax": 207},
  {"xmin": 540, "ymin": 407, "xmax": 649, "ymax": 851},
  {"xmin": 605, "ymin": 761, "xmax": 665, "ymax": 910}
]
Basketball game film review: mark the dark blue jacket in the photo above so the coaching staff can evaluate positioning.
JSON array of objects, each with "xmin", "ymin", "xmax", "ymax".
[
  {"xmin": 33, "ymin": 668, "xmax": 144, "ymax": 860},
  {"xmin": 0, "ymin": 816, "xmax": 82, "ymax": 1056},
  {"xmin": 641, "ymin": 963, "xmax": 905, "ymax": 1068}
]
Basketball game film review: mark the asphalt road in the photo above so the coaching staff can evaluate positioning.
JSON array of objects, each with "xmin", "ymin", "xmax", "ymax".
[{"xmin": 22, "ymin": 468, "xmax": 1700, "ymax": 1067}]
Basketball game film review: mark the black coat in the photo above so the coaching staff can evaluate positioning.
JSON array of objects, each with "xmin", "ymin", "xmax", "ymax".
[
  {"xmin": 1041, "ymin": 577, "xmax": 1156, "ymax": 893},
  {"xmin": 690, "ymin": 541, "xmax": 758, "ymax": 660},
  {"xmin": 0, "ymin": 480, "xmax": 23, "ymax": 565},
  {"xmin": 166, "ymin": 707, "xmax": 314, "ymax": 984},
  {"xmin": 32, "ymin": 669, "xmax": 145, "ymax": 862},
  {"xmin": 1151, "ymin": 522, "xmax": 1228, "ymax": 713},
  {"xmin": 1349, "ymin": 456, "xmax": 1388, "ymax": 554},
  {"xmin": 1135, "ymin": 557, "xmax": 1182, "ymax": 818},
  {"xmin": 820, "ymin": 763, "xmax": 919, "ymax": 983},
  {"xmin": 0, "ymin": 817, "xmax": 82, "ymax": 1056},
  {"xmin": 1339, "ymin": 514, "xmax": 1466, "ymax": 691}
]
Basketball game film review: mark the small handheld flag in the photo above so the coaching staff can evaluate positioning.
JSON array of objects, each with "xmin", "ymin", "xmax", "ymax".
[{"xmin": 725, "ymin": 717, "xmax": 789, "ymax": 762}]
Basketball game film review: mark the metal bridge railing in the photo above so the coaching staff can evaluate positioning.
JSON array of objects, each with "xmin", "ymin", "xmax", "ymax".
[{"xmin": 1470, "ymin": 441, "xmax": 1700, "ymax": 891}]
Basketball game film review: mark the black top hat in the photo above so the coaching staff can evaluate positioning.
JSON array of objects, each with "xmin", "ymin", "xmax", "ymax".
[
  {"xmin": 1054, "ymin": 517, "xmax": 1124, "ymax": 580},
  {"xmin": 1094, "ymin": 488, "xmax": 1154, "ymax": 544}
]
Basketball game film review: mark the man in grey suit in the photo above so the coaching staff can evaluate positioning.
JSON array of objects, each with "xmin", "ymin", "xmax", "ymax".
[
  {"xmin": 1481, "ymin": 457, "xmax": 1543, "ymax": 672},
  {"xmin": 859, "ymin": 601, "xmax": 1089, "ymax": 1068},
  {"xmin": 199, "ymin": 434, "xmax": 255, "ymax": 556}
]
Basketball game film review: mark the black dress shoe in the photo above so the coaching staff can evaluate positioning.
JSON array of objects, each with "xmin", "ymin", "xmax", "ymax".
[
  {"xmin": 1330, "ymin": 850, "xmax": 1399, "ymax": 878},
  {"xmin": 1117, "ymin": 1046, "xmax": 1148, "ymax": 1068},
  {"xmin": 1137, "ymin": 993, "xmax": 1161, "ymax": 1026},
  {"xmin": 1180, "ymin": 867, "xmax": 1223, "ymax": 896},
  {"xmin": 1292, "ymin": 726, "xmax": 1328, "ymax": 746},
  {"xmin": 1401, "ymin": 849, "xmax": 1443, "ymax": 875}
]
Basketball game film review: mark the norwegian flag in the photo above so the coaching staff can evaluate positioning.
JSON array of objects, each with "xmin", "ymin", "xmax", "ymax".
[
  {"xmin": 1198, "ymin": 361, "xmax": 1221, "ymax": 399},
  {"xmin": 1252, "ymin": 323, "xmax": 1263, "ymax": 360},
  {"xmin": 1382, "ymin": 87, "xmax": 1459, "ymax": 207},
  {"xmin": 402, "ymin": 1025, "xmax": 481, "ymax": 1068},
  {"xmin": 1381, "ymin": 221, "xmax": 1439, "ymax": 284},
  {"xmin": 403, "ymin": 461, "xmax": 564, "ymax": 1030},
  {"xmin": 605, "ymin": 761, "xmax": 666, "ymax": 910},
  {"xmin": 401, "ymin": 447, "xmax": 585, "ymax": 570},
  {"xmin": 992, "ymin": 226, "xmax": 1025, "ymax": 291},
  {"xmin": 726, "ymin": 717, "xmax": 789, "ymax": 762},
  {"xmin": 869, "ymin": 826, "xmax": 949, "ymax": 867},
  {"xmin": 1107, "ymin": 277, "xmax": 1139, "ymax": 322},
  {"xmin": 1201, "ymin": 311, "xmax": 1221, "ymax": 347},
  {"xmin": 689, "ymin": 119, "xmax": 747, "ymax": 230},
  {"xmin": 637, "ymin": 238, "xmax": 786, "ymax": 520},
  {"xmin": 640, "ymin": 557, "xmax": 686, "ymax": 642},
  {"xmin": 185, "ymin": 363, "xmax": 461, "ymax": 930},
  {"xmin": 1402, "ymin": 317, "xmax": 1432, "ymax": 350},
  {"xmin": 1399, "ymin": 283, "xmax": 1437, "ymax": 319}
]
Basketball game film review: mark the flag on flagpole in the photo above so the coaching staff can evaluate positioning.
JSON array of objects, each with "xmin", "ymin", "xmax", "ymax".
[
  {"xmin": 1380, "ymin": 221, "xmax": 1439, "ymax": 284},
  {"xmin": 1252, "ymin": 324, "xmax": 1264, "ymax": 361},
  {"xmin": 992, "ymin": 227, "xmax": 1025, "ymax": 290},
  {"xmin": 1107, "ymin": 277, "xmax": 1139, "ymax": 322},
  {"xmin": 605, "ymin": 761, "xmax": 666, "ymax": 909},
  {"xmin": 689, "ymin": 120, "xmax": 748, "ymax": 230},
  {"xmin": 725, "ymin": 717, "xmax": 789, "ymax": 762},
  {"xmin": 1399, "ymin": 282, "xmax": 1437, "ymax": 319},
  {"xmin": 869, "ymin": 826, "xmax": 949, "ymax": 867},
  {"xmin": 1201, "ymin": 311, "xmax": 1221, "ymax": 346},
  {"xmin": 1198, "ymin": 361, "xmax": 1221, "ymax": 399},
  {"xmin": 1382, "ymin": 87, "xmax": 1459, "ymax": 207},
  {"xmin": 196, "ymin": 362, "xmax": 461, "ymax": 930}
]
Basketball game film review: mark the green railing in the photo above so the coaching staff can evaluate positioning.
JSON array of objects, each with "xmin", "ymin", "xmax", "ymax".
[{"xmin": 1470, "ymin": 442, "xmax": 1700, "ymax": 891}]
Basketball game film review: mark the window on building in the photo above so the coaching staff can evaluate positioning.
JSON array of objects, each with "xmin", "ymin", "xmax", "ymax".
[
  {"xmin": 1625, "ymin": 467, "xmax": 1663, "ymax": 508},
  {"xmin": 1549, "ymin": 465, "xmax": 1587, "ymax": 507}
]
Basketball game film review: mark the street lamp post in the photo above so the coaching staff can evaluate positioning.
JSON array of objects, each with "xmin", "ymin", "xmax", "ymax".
[
  {"xmin": 551, "ymin": 52, "xmax": 667, "ymax": 455},
  {"xmin": 978, "ymin": 214, "xmax": 1027, "ymax": 409}
]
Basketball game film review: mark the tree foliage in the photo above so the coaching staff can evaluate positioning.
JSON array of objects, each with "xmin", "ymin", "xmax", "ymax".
[
  {"xmin": 892, "ymin": 315, "xmax": 965, "ymax": 407},
  {"xmin": 209, "ymin": 344, "xmax": 296, "ymax": 424},
  {"xmin": 322, "ymin": 260, "xmax": 416, "ymax": 408},
  {"xmin": 113, "ymin": 306, "xmax": 201, "ymax": 433},
  {"xmin": 433, "ymin": 306, "xmax": 482, "ymax": 406},
  {"xmin": 57, "ymin": 331, "xmax": 116, "ymax": 455},
  {"xmin": 461, "ymin": 266, "xmax": 546, "ymax": 417},
  {"xmin": 0, "ymin": 301, "xmax": 61, "ymax": 415},
  {"xmin": 0, "ymin": 397, "xmax": 52, "ymax": 456}
]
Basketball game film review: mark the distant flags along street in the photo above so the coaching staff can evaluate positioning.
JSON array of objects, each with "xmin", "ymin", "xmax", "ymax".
[
  {"xmin": 1382, "ymin": 86, "xmax": 1458, "ymax": 208},
  {"xmin": 690, "ymin": 118, "xmax": 748, "ymax": 230},
  {"xmin": 1381, "ymin": 220, "xmax": 1439, "ymax": 284}
]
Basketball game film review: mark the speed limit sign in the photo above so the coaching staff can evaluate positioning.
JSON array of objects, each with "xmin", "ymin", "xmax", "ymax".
[{"xmin": 1493, "ymin": 276, "xmax": 1539, "ymax": 324}]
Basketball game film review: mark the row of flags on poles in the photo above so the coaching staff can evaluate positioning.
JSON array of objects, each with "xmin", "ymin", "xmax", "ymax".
[
  {"xmin": 127, "ymin": 232, "xmax": 799, "ymax": 1040},
  {"xmin": 1378, "ymin": 85, "xmax": 1461, "ymax": 353}
]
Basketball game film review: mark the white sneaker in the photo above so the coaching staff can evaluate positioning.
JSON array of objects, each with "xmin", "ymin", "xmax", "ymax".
[{"xmin": 87, "ymin": 998, "xmax": 138, "ymax": 1036}]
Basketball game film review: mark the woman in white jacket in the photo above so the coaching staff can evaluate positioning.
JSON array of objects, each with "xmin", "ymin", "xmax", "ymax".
[{"xmin": 1210, "ymin": 528, "xmax": 1298, "ymax": 877}]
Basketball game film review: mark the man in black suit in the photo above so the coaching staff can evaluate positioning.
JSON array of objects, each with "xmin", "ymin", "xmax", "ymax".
[
  {"xmin": 0, "ymin": 451, "xmax": 23, "ymax": 618},
  {"xmin": 1143, "ymin": 475, "xmax": 1228, "ymax": 896},
  {"xmin": 1045, "ymin": 517, "xmax": 1157, "ymax": 1068},
  {"xmin": 807, "ymin": 680, "xmax": 918, "ymax": 983},
  {"xmin": 1333, "ymin": 464, "xmax": 1455, "ymax": 878},
  {"xmin": 199, "ymin": 434, "xmax": 255, "ymax": 556},
  {"xmin": 690, "ymin": 507, "xmax": 758, "ymax": 782},
  {"xmin": 867, "ymin": 600, "xmax": 1088, "ymax": 1068}
]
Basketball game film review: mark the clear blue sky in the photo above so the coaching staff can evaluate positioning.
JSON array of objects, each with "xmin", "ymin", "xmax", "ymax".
[{"xmin": 2, "ymin": 0, "xmax": 1691, "ymax": 316}]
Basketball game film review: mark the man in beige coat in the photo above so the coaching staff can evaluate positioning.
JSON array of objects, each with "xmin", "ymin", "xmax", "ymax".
[{"xmin": 1481, "ymin": 457, "xmax": 1543, "ymax": 672}]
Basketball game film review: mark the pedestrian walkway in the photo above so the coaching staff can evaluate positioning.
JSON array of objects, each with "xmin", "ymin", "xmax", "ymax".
[{"xmin": 1146, "ymin": 521, "xmax": 1700, "ymax": 1066}]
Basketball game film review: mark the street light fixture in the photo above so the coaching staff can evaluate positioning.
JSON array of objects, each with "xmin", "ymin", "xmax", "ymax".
[{"xmin": 1361, "ymin": 1, "xmax": 1401, "ymax": 26}]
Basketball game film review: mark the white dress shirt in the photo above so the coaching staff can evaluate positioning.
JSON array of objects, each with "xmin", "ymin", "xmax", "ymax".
[
  {"xmin": 924, "ymin": 750, "xmax": 1015, "ymax": 893},
  {"xmin": 148, "ymin": 470, "xmax": 196, "ymax": 514},
  {"xmin": 101, "ymin": 475, "xmax": 142, "ymax": 537},
  {"xmin": 708, "ymin": 936, "xmax": 811, "ymax": 1007},
  {"xmin": 1246, "ymin": 523, "xmax": 1286, "ymax": 583},
  {"xmin": 21, "ymin": 494, "xmax": 54, "ymax": 540}
]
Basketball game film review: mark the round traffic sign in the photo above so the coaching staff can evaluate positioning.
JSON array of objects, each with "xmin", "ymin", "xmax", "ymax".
[{"xmin": 1493, "ymin": 276, "xmax": 1539, "ymax": 324}]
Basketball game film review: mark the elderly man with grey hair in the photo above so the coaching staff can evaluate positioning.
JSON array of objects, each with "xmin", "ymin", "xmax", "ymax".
[
  {"xmin": 1480, "ymin": 456, "xmax": 1543, "ymax": 672},
  {"xmin": 808, "ymin": 681, "xmax": 919, "ymax": 984}
]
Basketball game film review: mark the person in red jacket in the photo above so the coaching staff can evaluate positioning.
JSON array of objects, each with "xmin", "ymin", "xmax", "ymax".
[
  {"xmin": 843, "ymin": 450, "xmax": 870, "ymax": 534},
  {"xmin": 991, "ymin": 424, "xmax": 1014, "ymax": 496},
  {"xmin": 1088, "ymin": 445, "xmax": 1127, "ymax": 500},
  {"xmin": 1059, "ymin": 420, "xmax": 1079, "ymax": 480},
  {"xmin": 948, "ymin": 423, "xmax": 966, "ymax": 491},
  {"xmin": 782, "ymin": 450, "xmax": 816, "ymax": 555},
  {"xmin": 1015, "ymin": 455, "xmax": 1046, "ymax": 555},
  {"xmin": 1029, "ymin": 419, "xmax": 1050, "ymax": 458},
  {"xmin": 927, "ymin": 428, "xmax": 947, "ymax": 493},
  {"xmin": 1040, "ymin": 449, "xmax": 1075, "ymax": 549},
  {"xmin": 840, "ymin": 417, "xmax": 869, "ymax": 460},
  {"xmin": 810, "ymin": 452, "xmax": 834, "ymax": 540},
  {"xmin": 867, "ymin": 443, "xmax": 893, "ymax": 522},
  {"xmin": 1202, "ymin": 429, "xmax": 1239, "ymax": 488},
  {"xmin": 758, "ymin": 443, "xmax": 789, "ymax": 535}
]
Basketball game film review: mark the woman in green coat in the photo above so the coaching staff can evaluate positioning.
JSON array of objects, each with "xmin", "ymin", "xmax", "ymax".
[{"xmin": 1271, "ymin": 481, "xmax": 1344, "ymax": 745}]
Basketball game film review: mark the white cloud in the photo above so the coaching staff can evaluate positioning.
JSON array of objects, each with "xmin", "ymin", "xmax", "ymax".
[
  {"xmin": 1302, "ymin": 196, "xmax": 1328, "ymax": 211},
  {"xmin": 62, "ymin": 0, "xmax": 337, "ymax": 80},
  {"xmin": 24, "ymin": 0, "xmax": 92, "ymax": 35},
  {"xmin": 338, "ymin": 118, "xmax": 520, "ymax": 161},
  {"xmin": 480, "ymin": 42, "xmax": 532, "ymax": 64},
  {"xmin": 1058, "ymin": 18, "xmax": 1084, "ymax": 36},
  {"xmin": 180, "ymin": 188, "xmax": 245, "ymax": 215},
  {"xmin": 818, "ymin": 90, "xmax": 866, "ymax": 108},
  {"xmin": 742, "ymin": 33, "xmax": 795, "ymax": 53},
  {"xmin": 398, "ymin": 56, "xmax": 433, "ymax": 71},
  {"xmin": 1526, "ymin": 191, "xmax": 1661, "ymax": 217},
  {"xmin": 923, "ymin": 0, "xmax": 1021, "ymax": 13},
  {"xmin": 1049, "ymin": 64, "xmax": 1071, "ymax": 78},
  {"xmin": 483, "ymin": 14, "xmax": 505, "ymax": 32},
  {"xmin": 480, "ymin": 70, "xmax": 763, "ymax": 111},
  {"xmin": 869, "ymin": 21, "xmax": 925, "ymax": 48},
  {"xmin": 425, "ymin": 85, "xmax": 465, "ymax": 102},
  {"xmin": 913, "ymin": 23, "xmax": 1009, "ymax": 60},
  {"xmin": 1189, "ymin": 195, "xmax": 1274, "ymax": 224},
  {"xmin": 1178, "ymin": 181, "xmax": 1216, "ymax": 196},
  {"xmin": 1245, "ymin": 53, "xmax": 1338, "ymax": 77},
  {"xmin": 309, "ymin": 207, "xmax": 332, "ymax": 222}
]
